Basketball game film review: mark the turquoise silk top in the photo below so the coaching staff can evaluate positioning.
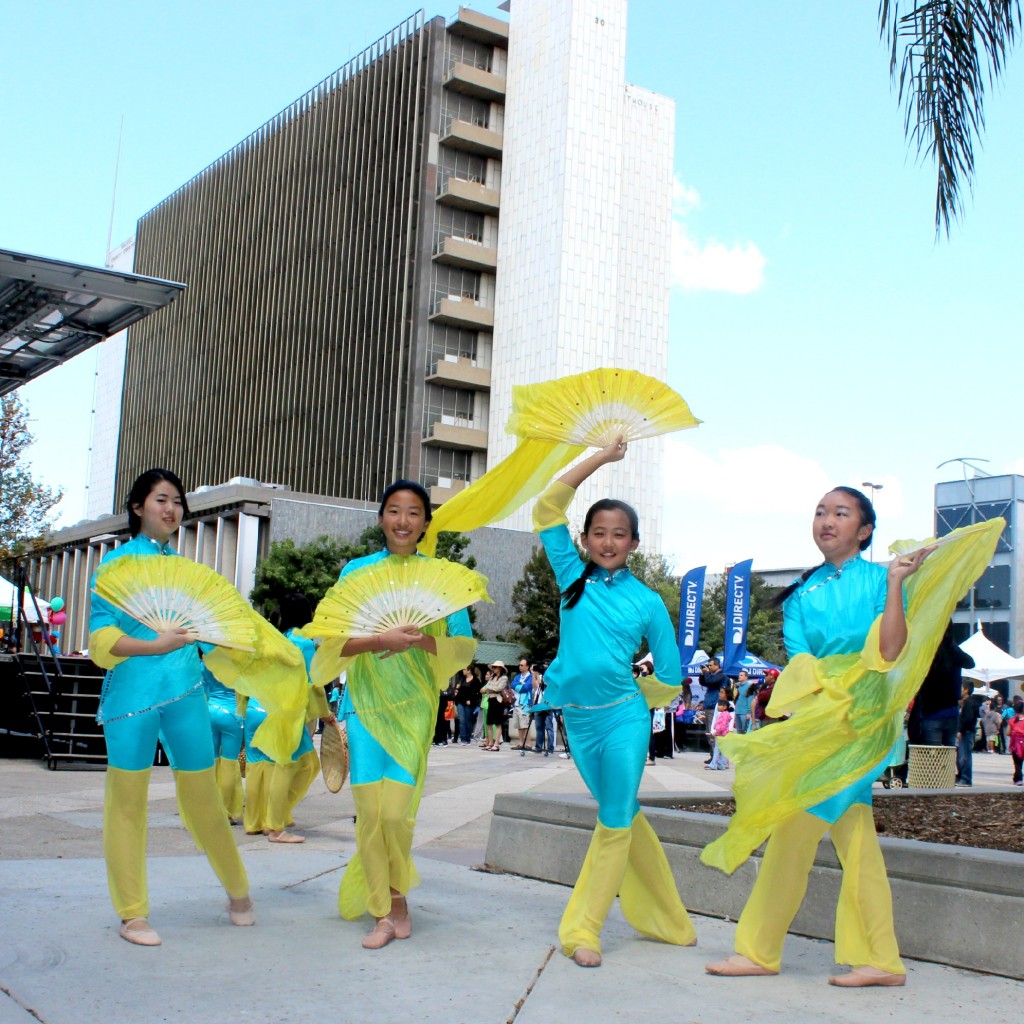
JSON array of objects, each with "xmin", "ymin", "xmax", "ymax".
[
  {"xmin": 783, "ymin": 555, "xmax": 893, "ymax": 822},
  {"xmin": 536, "ymin": 483, "xmax": 681, "ymax": 710},
  {"xmin": 90, "ymin": 533, "xmax": 204, "ymax": 725}
]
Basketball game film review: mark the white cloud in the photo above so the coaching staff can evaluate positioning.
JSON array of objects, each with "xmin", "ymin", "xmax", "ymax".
[
  {"xmin": 670, "ymin": 177, "xmax": 766, "ymax": 294},
  {"xmin": 656, "ymin": 439, "xmax": 918, "ymax": 574}
]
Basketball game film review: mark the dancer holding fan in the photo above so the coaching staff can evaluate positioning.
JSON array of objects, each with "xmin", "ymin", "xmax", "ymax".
[
  {"xmin": 534, "ymin": 438, "xmax": 696, "ymax": 968},
  {"xmin": 89, "ymin": 469, "xmax": 254, "ymax": 947},
  {"xmin": 303, "ymin": 480, "xmax": 483, "ymax": 950}
]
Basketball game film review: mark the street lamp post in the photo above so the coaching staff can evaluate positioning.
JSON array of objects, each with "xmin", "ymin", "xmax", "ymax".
[{"xmin": 861, "ymin": 481, "xmax": 883, "ymax": 562}]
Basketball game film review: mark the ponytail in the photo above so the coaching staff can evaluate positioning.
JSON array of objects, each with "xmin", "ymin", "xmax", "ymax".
[
  {"xmin": 772, "ymin": 563, "xmax": 823, "ymax": 607},
  {"xmin": 562, "ymin": 561, "xmax": 599, "ymax": 610}
]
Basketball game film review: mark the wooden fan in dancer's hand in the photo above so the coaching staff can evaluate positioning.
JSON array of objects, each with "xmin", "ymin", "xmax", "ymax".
[
  {"xmin": 320, "ymin": 719, "xmax": 349, "ymax": 793},
  {"xmin": 302, "ymin": 557, "xmax": 490, "ymax": 640},
  {"xmin": 92, "ymin": 555, "xmax": 257, "ymax": 651},
  {"xmin": 505, "ymin": 368, "xmax": 701, "ymax": 447}
]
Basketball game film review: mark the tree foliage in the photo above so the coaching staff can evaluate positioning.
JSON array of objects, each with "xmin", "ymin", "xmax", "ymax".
[
  {"xmin": 880, "ymin": 0, "xmax": 1021, "ymax": 237},
  {"xmin": 249, "ymin": 528, "xmax": 478, "ymax": 629},
  {"xmin": 504, "ymin": 545, "xmax": 562, "ymax": 663},
  {"xmin": 0, "ymin": 394, "xmax": 62, "ymax": 562},
  {"xmin": 697, "ymin": 572, "xmax": 786, "ymax": 667}
]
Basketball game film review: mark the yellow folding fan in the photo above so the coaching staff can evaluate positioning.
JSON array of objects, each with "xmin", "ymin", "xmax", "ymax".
[
  {"xmin": 92, "ymin": 555, "xmax": 257, "ymax": 652},
  {"xmin": 421, "ymin": 368, "xmax": 700, "ymax": 553},
  {"xmin": 302, "ymin": 556, "xmax": 491, "ymax": 641}
]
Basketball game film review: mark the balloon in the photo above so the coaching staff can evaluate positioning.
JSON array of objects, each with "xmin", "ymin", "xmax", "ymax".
[
  {"xmin": 50, "ymin": 610, "xmax": 67, "ymax": 626},
  {"xmin": 50, "ymin": 597, "xmax": 65, "ymax": 612}
]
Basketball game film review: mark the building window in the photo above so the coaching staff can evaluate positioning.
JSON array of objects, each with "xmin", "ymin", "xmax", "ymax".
[
  {"xmin": 445, "ymin": 36, "xmax": 494, "ymax": 74},
  {"xmin": 421, "ymin": 446, "xmax": 472, "ymax": 488},
  {"xmin": 434, "ymin": 207, "xmax": 485, "ymax": 251},
  {"xmin": 427, "ymin": 326, "xmax": 477, "ymax": 371},
  {"xmin": 425, "ymin": 385, "xmax": 475, "ymax": 433},
  {"xmin": 437, "ymin": 149, "xmax": 487, "ymax": 191},
  {"xmin": 441, "ymin": 95, "xmax": 491, "ymax": 133}
]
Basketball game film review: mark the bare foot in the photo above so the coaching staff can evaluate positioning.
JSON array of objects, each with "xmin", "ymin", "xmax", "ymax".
[
  {"xmin": 705, "ymin": 954, "xmax": 777, "ymax": 977},
  {"xmin": 572, "ymin": 948, "xmax": 602, "ymax": 968}
]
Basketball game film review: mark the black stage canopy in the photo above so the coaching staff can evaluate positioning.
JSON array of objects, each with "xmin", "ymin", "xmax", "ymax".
[{"xmin": 0, "ymin": 249, "xmax": 185, "ymax": 395}]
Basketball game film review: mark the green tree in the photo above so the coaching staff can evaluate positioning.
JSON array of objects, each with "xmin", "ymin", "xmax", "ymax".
[
  {"xmin": 881, "ymin": 0, "xmax": 1021, "ymax": 237},
  {"xmin": 249, "ymin": 535, "xmax": 363, "ymax": 615},
  {"xmin": 0, "ymin": 394, "xmax": 62, "ymax": 562},
  {"xmin": 504, "ymin": 545, "xmax": 561, "ymax": 662},
  {"xmin": 698, "ymin": 572, "xmax": 786, "ymax": 668}
]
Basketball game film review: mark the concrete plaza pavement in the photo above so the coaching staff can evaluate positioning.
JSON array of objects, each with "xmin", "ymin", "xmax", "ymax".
[{"xmin": 0, "ymin": 741, "xmax": 1019, "ymax": 1023}]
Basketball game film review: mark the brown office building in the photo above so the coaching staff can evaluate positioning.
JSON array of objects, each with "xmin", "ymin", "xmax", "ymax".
[{"xmin": 115, "ymin": 8, "xmax": 506, "ymax": 509}]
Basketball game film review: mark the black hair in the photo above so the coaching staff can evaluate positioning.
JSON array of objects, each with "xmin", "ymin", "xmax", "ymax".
[
  {"xmin": 772, "ymin": 486, "xmax": 877, "ymax": 607},
  {"xmin": 561, "ymin": 499, "xmax": 640, "ymax": 611},
  {"xmin": 125, "ymin": 468, "xmax": 189, "ymax": 537},
  {"xmin": 745, "ymin": 681, "xmax": 760, "ymax": 698},
  {"xmin": 276, "ymin": 592, "xmax": 313, "ymax": 633},
  {"xmin": 378, "ymin": 479, "xmax": 432, "ymax": 521}
]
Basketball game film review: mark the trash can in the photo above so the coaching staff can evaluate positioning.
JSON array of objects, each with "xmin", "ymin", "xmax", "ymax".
[{"xmin": 906, "ymin": 744, "xmax": 957, "ymax": 789}]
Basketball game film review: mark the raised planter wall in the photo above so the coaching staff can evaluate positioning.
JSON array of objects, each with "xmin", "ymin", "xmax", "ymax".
[{"xmin": 485, "ymin": 792, "xmax": 1024, "ymax": 980}]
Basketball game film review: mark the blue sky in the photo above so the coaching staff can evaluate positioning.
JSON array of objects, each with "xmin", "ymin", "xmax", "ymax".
[{"xmin": 4, "ymin": 1, "xmax": 1022, "ymax": 573}]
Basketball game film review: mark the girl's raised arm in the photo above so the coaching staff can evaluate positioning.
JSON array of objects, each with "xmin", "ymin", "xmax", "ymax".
[{"xmin": 557, "ymin": 437, "xmax": 627, "ymax": 490}]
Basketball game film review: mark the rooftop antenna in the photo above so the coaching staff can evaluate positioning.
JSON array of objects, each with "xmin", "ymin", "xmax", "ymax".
[{"xmin": 105, "ymin": 116, "xmax": 124, "ymax": 267}]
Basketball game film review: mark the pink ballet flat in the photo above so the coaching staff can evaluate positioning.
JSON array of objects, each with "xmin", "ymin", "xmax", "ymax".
[
  {"xmin": 828, "ymin": 967, "xmax": 905, "ymax": 988},
  {"xmin": 119, "ymin": 918, "xmax": 161, "ymax": 947},
  {"xmin": 705, "ymin": 955, "xmax": 777, "ymax": 977}
]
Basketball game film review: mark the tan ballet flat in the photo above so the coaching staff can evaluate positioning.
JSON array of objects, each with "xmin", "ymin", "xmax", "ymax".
[
  {"xmin": 119, "ymin": 918, "xmax": 162, "ymax": 947},
  {"xmin": 705, "ymin": 954, "xmax": 777, "ymax": 977},
  {"xmin": 227, "ymin": 895, "xmax": 255, "ymax": 927},
  {"xmin": 828, "ymin": 967, "xmax": 906, "ymax": 988},
  {"xmin": 571, "ymin": 948, "xmax": 602, "ymax": 968},
  {"xmin": 362, "ymin": 916, "xmax": 396, "ymax": 950}
]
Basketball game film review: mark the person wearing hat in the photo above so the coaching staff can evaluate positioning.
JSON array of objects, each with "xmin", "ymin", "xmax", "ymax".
[{"xmin": 481, "ymin": 660, "xmax": 510, "ymax": 750}]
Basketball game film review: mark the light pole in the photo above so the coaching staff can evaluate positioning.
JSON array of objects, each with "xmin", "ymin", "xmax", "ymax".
[{"xmin": 861, "ymin": 481, "xmax": 883, "ymax": 562}]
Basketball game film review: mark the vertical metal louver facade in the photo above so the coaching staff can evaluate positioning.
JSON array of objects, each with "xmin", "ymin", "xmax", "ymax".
[{"xmin": 117, "ymin": 12, "xmax": 442, "ymax": 505}]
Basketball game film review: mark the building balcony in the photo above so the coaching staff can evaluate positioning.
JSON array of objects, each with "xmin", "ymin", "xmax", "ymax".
[
  {"xmin": 423, "ymin": 421, "xmax": 488, "ymax": 452},
  {"xmin": 441, "ymin": 118, "xmax": 503, "ymax": 159},
  {"xmin": 429, "ymin": 296, "xmax": 494, "ymax": 331},
  {"xmin": 443, "ymin": 62, "xmax": 506, "ymax": 102},
  {"xmin": 432, "ymin": 235, "xmax": 497, "ymax": 272},
  {"xmin": 447, "ymin": 7, "xmax": 509, "ymax": 47},
  {"xmin": 426, "ymin": 356, "xmax": 491, "ymax": 392},
  {"xmin": 436, "ymin": 176, "xmax": 500, "ymax": 214},
  {"xmin": 429, "ymin": 479, "xmax": 469, "ymax": 506}
]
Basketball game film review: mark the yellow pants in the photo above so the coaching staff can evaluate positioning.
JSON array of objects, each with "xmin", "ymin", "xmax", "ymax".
[
  {"xmin": 214, "ymin": 756, "xmax": 244, "ymax": 821},
  {"xmin": 242, "ymin": 751, "xmax": 319, "ymax": 833},
  {"xmin": 105, "ymin": 766, "xmax": 249, "ymax": 921},
  {"xmin": 559, "ymin": 813, "xmax": 696, "ymax": 957},
  {"xmin": 734, "ymin": 804, "xmax": 904, "ymax": 974},
  {"xmin": 340, "ymin": 779, "xmax": 417, "ymax": 920}
]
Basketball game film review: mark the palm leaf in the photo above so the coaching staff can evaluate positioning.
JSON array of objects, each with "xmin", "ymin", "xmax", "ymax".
[
  {"xmin": 880, "ymin": 0, "xmax": 1021, "ymax": 237},
  {"xmin": 303, "ymin": 556, "xmax": 490, "ymax": 639},
  {"xmin": 93, "ymin": 555, "xmax": 257, "ymax": 651},
  {"xmin": 505, "ymin": 368, "xmax": 700, "ymax": 447}
]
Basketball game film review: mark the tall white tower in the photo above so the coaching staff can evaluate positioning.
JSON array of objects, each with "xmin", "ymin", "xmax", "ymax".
[{"xmin": 490, "ymin": 0, "xmax": 675, "ymax": 548}]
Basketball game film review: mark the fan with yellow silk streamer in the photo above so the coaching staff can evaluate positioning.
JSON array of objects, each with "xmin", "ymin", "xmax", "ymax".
[
  {"xmin": 420, "ymin": 368, "xmax": 700, "ymax": 554},
  {"xmin": 302, "ymin": 556, "xmax": 491, "ymax": 642},
  {"xmin": 92, "ymin": 555, "xmax": 257, "ymax": 652}
]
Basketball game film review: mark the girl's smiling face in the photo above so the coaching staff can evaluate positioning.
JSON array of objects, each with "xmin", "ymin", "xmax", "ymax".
[
  {"xmin": 379, "ymin": 489, "xmax": 428, "ymax": 556},
  {"xmin": 132, "ymin": 481, "xmax": 184, "ymax": 543},
  {"xmin": 581, "ymin": 507, "xmax": 639, "ymax": 572}
]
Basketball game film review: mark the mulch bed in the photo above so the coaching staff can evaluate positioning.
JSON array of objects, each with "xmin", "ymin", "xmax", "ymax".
[{"xmin": 669, "ymin": 793, "xmax": 1024, "ymax": 855}]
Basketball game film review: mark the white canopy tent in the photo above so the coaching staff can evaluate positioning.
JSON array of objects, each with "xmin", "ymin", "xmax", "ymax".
[{"xmin": 959, "ymin": 627, "xmax": 1024, "ymax": 685}]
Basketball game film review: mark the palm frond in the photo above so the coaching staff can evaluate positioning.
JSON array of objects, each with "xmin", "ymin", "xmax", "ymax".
[{"xmin": 879, "ymin": 0, "xmax": 1021, "ymax": 237}]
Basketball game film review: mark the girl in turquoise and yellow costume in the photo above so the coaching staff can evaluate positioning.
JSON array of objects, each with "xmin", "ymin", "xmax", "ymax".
[
  {"xmin": 89, "ymin": 469, "xmax": 254, "ymax": 947},
  {"xmin": 307, "ymin": 481, "xmax": 475, "ymax": 950},
  {"xmin": 242, "ymin": 594, "xmax": 326, "ymax": 843},
  {"xmin": 704, "ymin": 486, "xmax": 1001, "ymax": 987},
  {"xmin": 534, "ymin": 439, "xmax": 696, "ymax": 968},
  {"xmin": 202, "ymin": 666, "xmax": 245, "ymax": 823}
]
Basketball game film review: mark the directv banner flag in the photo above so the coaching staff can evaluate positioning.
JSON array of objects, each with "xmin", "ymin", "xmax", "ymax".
[
  {"xmin": 677, "ymin": 566, "xmax": 706, "ymax": 669},
  {"xmin": 723, "ymin": 559, "xmax": 753, "ymax": 676}
]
